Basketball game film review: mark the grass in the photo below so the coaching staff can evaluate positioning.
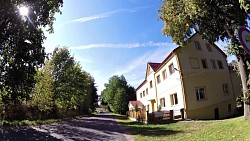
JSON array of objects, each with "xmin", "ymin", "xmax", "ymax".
[
  {"xmin": 0, "ymin": 115, "xmax": 87, "ymax": 126},
  {"xmin": 0, "ymin": 119, "xmax": 63, "ymax": 126},
  {"xmin": 117, "ymin": 116, "xmax": 250, "ymax": 141}
]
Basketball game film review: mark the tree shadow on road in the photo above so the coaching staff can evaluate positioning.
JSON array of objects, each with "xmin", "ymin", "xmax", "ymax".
[{"xmin": 0, "ymin": 126, "xmax": 61, "ymax": 141}]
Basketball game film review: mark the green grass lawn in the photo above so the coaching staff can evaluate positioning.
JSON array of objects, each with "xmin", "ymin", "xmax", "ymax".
[{"xmin": 117, "ymin": 116, "xmax": 250, "ymax": 141}]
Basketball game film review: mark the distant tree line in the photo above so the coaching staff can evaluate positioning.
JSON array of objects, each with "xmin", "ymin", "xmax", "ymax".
[{"xmin": 101, "ymin": 75, "xmax": 136, "ymax": 115}]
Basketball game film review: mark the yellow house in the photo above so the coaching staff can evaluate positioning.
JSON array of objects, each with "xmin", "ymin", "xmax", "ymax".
[{"xmin": 136, "ymin": 33, "xmax": 241, "ymax": 119}]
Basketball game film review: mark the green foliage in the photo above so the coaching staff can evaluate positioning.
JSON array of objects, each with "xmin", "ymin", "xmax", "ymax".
[
  {"xmin": 160, "ymin": 0, "xmax": 249, "ymax": 45},
  {"xmin": 31, "ymin": 61, "xmax": 53, "ymax": 113},
  {"xmin": 50, "ymin": 47, "xmax": 98, "ymax": 114},
  {"xmin": 0, "ymin": 0, "xmax": 63, "ymax": 104},
  {"xmin": 102, "ymin": 75, "xmax": 136, "ymax": 114},
  {"xmin": 134, "ymin": 104, "xmax": 139, "ymax": 112},
  {"xmin": 113, "ymin": 88, "xmax": 129, "ymax": 114}
]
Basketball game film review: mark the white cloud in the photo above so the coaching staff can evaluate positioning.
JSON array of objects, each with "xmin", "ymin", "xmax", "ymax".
[
  {"xmin": 65, "ymin": 7, "xmax": 149, "ymax": 24},
  {"xmin": 69, "ymin": 42, "xmax": 176, "ymax": 50},
  {"xmin": 112, "ymin": 45, "xmax": 177, "ymax": 87}
]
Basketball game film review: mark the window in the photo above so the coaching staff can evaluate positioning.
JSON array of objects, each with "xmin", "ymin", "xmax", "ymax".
[
  {"xmin": 146, "ymin": 88, "xmax": 148, "ymax": 95},
  {"xmin": 228, "ymin": 104, "xmax": 232, "ymax": 112},
  {"xmin": 190, "ymin": 57, "xmax": 200, "ymax": 69},
  {"xmin": 160, "ymin": 98, "xmax": 166, "ymax": 107},
  {"xmin": 210, "ymin": 60, "xmax": 217, "ymax": 69},
  {"xmin": 194, "ymin": 41, "xmax": 202, "ymax": 50},
  {"xmin": 223, "ymin": 83, "xmax": 229, "ymax": 95},
  {"xmin": 201, "ymin": 59, "xmax": 208, "ymax": 69},
  {"xmin": 162, "ymin": 69, "xmax": 167, "ymax": 80},
  {"xmin": 217, "ymin": 60, "xmax": 223, "ymax": 69},
  {"xmin": 196, "ymin": 87, "xmax": 206, "ymax": 100},
  {"xmin": 169, "ymin": 63, "xmax": 175, "ymax": 75},
  {"xmin": 157, "ymin": 75, "xmax": 161, "ymax": 84},
  {"xmin": 206, "ymin": 43, "xmax": 212, "ymax": 52},
  {"xmin": 140, "ymin": 93, "xmax": 142, "ymax": 98},
  {"xmin": 150, "ymin": 81, "xmax": 153, "ymax": 88},
  {"xmin": 143, "ymin": 91, "xmax": 145, "ymax": 97},
  {"xmin": 170, "ymin": 94, "xmax": 178, "ymax": 106}
]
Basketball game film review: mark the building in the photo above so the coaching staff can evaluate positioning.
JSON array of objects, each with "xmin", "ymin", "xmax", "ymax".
[{"xmin": 136, "ymin": 33, "xmax": 242, "ymax": 119}]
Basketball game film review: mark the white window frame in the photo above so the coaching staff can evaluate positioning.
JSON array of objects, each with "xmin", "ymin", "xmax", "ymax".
[
  {"xmin": 160, "ymin": 98, "xmax": 166, "ymax": 107},
  {"xmin": 157, "ymin": 75, "xmax": 161, "ymax": 84},
  {"xmin": 169, "ymin": 63, "xmax": 175, "ymax": 75},
  {"xmin": 170, "ymin": 93, "xmax": 178, "ymax": 106}
]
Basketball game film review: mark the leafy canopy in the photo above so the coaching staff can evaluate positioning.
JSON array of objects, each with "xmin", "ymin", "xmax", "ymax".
[{"xmin": 0, "ymin": 0, "xmax": 63, "ymax": 103}]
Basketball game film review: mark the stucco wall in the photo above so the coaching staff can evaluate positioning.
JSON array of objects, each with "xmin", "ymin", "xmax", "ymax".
[{"xmin": 186, "ymin": 99, "xmax": 236, "ymax": 119}]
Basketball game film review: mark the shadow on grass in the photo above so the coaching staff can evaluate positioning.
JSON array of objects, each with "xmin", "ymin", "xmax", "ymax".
[
  {"xmin": 94, "ymin": 114, "xmax": 183, "ymax": 137},
  {"xmin": 121, "ymin": 121, "xmax": 182, "ymax": 137}
]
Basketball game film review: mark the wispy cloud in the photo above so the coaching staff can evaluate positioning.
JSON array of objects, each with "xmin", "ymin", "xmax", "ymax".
[
  {"xmin": 69, "ymin": 42, "xmax": 177, "ymax": 50},
  {"xmin": 65, "ymin": 6, "xmax": 149, "ymax": 24},
  {"xmin": 112, "ymin": 45, "xmax": 177, "ymax": 87}
]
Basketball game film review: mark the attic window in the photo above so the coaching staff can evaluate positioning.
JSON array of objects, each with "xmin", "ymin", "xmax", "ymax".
[
  {"xmin": 194, "ymin": 41, "xmax": 202, "ymax": 50},
  {"xmin": 206, "ymin": 43, "xmax": 212, "ymax": 52},
  {"xmin": 150, "ymin": 81, "xmax": 153, "ymax": 88}
]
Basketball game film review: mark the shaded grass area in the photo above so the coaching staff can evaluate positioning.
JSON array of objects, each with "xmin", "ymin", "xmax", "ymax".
[{"xmin": 116, "ymin": 115, "xmax": 250, "ymax": 141}]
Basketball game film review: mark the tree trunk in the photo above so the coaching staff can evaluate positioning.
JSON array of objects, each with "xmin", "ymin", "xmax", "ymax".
[{"xmin": 237, "ymin": 54, "xmax": 250, "ymax": 120}]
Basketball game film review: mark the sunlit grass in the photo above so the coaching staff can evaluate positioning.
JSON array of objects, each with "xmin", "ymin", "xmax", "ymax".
[{"xmin": 117, "ymin": 116, "xmax": 250, "ymax": 141}]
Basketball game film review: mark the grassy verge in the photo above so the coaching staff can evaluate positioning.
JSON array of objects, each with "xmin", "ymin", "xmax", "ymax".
[
  {"xmin": 0, "ymin": 119, "xmax": 62, "ymax": 126},
  {"xmin": 117, "ymin": 116, "xmax": 250, "ymax": 141},
  {"xmin": 0, "ymin": 115, "xmax": 89, "ymax": 126}
]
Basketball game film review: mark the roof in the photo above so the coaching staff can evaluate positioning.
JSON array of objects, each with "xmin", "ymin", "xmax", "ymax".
[
  {"xmin": 129, "ymin": 101, "xmax": 143, "ymax": 106},
  {"xmin": 148, "ymin": 62, "xmax": 161, "ymax": 71}
]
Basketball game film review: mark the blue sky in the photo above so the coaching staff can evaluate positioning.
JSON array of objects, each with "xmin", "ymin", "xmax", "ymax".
[{"xmin": 43, "ymin": 0, "xmax": 232, "ymax": 94}]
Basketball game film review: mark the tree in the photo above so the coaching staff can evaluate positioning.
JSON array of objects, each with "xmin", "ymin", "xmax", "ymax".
[
  {"xmin": 50, "ymin": 47, "xmax": 98, "ymax": 114},
  {"xmin": 88, "ymin": 75, "xmax": 98, "ymax": 112},
  {"xmin": 0, "ymin": 0, "xmax": 63, "ymax": 103},
  {"xmin": 113, "ymin": 88, "xmax": 129, "ymax": 114},
  {"xmin": 160, "ymin": 0, "xmax": 250, "ymax": 120},
  {"xmin": 31, "ymin": 60, "xmax": 54, "ymax": 114},
  {"xmin": 102, "ymin": 75, "xmax": 136, "ymax": 114}
]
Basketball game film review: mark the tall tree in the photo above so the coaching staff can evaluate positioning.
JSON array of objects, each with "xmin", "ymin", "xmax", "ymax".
[
  {"xmin": 31, "ymin": 60, "xmax": 54, "ymax": 113},
  {"xmin": 160, "ymin": 0, "xmax": 250, "ymax": 120},
  {"xmin": 0, "ymin": 0, "xmax": 63, "ymax": 103},
  {"xmin": 50, "ymin": 47, "xmax": 98, "ymax": 113},
  {"xmin": 113, "ymin": 88, "xmax": 129, "ymax": 114},
  {"xmin": 103, "ymin": 75, "xmax": 136, "ymax": 114}
]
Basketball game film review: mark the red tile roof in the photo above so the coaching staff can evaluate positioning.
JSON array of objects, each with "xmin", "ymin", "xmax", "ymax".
[
  {"xmin": 148, "ymin": 62, "xmax": 161, "ymax": 71},
  {"xmin": 129, "ymin": 101, "xmax": 143, "ymax": 106}
]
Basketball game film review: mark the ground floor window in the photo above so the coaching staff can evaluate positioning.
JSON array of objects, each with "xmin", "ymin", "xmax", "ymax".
[
  {"xmin": 196, "ymin": 87, "xmax": 206, "ymax": 100},
  {"xmin": 170, "ymin": 93, "xmax": 178, "ymax": 106},
  {"xmin": 160, "ymin": 98, "xmax": 165, "ymax": 107}
]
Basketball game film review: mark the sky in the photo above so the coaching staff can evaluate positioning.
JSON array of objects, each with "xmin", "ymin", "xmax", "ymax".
[{"xmin": 43, "ymin": 0, "xmax": 233, "ymax": 95}]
